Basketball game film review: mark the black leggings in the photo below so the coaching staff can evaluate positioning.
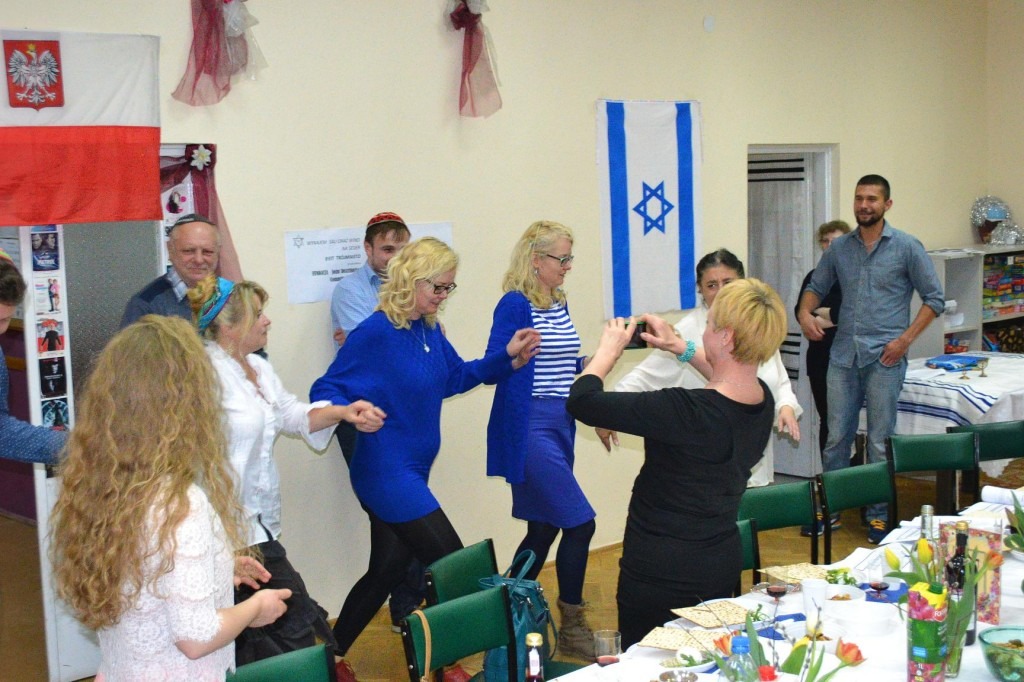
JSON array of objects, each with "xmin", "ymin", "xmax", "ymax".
[
  {"xmin": 512, "ymin": 518, "xmax": 595, "ymax": 605},
  {"xmin": 331, "ymin": 507, "xmax": 463, "ymax": 655}
]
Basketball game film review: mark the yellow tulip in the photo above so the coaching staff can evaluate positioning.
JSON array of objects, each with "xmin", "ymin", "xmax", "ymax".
[
  {"xmin": 916, "ymin": 538, "xmax": 933, "ymax": 564},
  {"xmin": 884, "ymin": 547, "xmax": 901, "ymax": 570}
]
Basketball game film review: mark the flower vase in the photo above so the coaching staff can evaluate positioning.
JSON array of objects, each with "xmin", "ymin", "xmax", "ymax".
[{"xmin": 944, "ymin": 633, "xmax": 965, "ymax": 678}]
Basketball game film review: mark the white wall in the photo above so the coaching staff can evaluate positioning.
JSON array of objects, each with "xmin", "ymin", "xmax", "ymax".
[{"xmin": 5, "ymin": 0, "xmax": 1018, "ymax": 615}]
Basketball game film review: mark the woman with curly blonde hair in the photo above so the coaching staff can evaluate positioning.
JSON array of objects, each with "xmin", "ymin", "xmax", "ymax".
[
  {"xmin": 188, "ymin": 275, "xmax": 385, "ymax": 671},
  {"xmin": 485, "ymin": 220, "xmax": 597, "ymax": 659},
  {"xmin": 311, "ymin": 236, "xmax": 541, "ymax": 659},
  {"xmin": 50, "ymin": 315, "xmax": 291, "ymax": 681}
]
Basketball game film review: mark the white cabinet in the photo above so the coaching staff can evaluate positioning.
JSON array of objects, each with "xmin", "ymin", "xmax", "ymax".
[{"xmin": 909, "ymin": 249, "xmax": 984, "ymax": 360}]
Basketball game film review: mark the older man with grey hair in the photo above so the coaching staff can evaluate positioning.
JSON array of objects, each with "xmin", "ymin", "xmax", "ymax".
[{"xmin": 120, "ymin": 214, "xmax": 221, "ymax": 327}]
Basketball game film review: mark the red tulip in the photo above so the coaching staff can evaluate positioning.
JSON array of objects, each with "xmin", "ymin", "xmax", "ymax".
[{"xmin": 835, "ymin": 639, "xmax": 865, "ymax": 666}]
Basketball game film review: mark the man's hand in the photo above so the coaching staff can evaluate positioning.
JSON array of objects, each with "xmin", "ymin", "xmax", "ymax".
[
  {"xmin": 880, "ymin": 336, "xmax": 911, "ymax": 367},
  {"xmin": 798, "ymin": 310, "xmax": 825, "ymax": 342},
  {"xmin": 333, "ymin": 328, "xmax": 347, "ymax": 347}
]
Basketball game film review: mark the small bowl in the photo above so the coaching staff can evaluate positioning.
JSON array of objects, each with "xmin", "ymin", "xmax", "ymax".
[
  {"xmin": 673, "ymin": 647, "xmax": 716, "ymax": 673},
  {"xmin": 780, "ymin": 621, "xmax": 847, "ymax": 654},
  {"xmin": 659, "ymin": 671, "xmax": 698, "ymax": 682},
  {"xmin": 1009, "ymin": 549, "xmax": 1024, "ymax": 563},
  {"xmin": 979, "ymin": 626, "xmax": 1024, "ymax": 682},
  {"xmin": 825, "ymin": 585, "xmax": 866, "ymax": 602}
]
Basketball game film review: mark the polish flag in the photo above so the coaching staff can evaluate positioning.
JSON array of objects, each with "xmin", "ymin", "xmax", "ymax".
[{"xmin": 0, "ymin": 30, "xmax": 161, "ymax": 226}]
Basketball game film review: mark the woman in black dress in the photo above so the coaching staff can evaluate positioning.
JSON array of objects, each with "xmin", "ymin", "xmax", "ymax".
[{"xmin": 566, "ymin": 278, "xmax": 787, "ymax": 648}]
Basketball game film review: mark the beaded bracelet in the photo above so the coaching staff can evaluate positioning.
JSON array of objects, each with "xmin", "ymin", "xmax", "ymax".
[{"xmin": 676, "ymin": 339, "xmax": 697, "ymax": 364}]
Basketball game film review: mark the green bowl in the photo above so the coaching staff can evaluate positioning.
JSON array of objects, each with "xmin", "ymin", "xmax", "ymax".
[{"xmin": 979, "ymin": 626, "xmax": 1024, "ymax": 681}]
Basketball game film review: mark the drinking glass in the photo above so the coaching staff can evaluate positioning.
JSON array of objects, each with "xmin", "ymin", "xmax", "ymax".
[{"xmin": 594, "ymin": 629, "xmax": 621, "ymax": 667}]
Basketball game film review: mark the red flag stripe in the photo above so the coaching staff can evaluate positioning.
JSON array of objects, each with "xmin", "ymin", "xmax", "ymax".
[{"xmin": 0, "ymin": 125, "xmax": 160, "ymax": 226}]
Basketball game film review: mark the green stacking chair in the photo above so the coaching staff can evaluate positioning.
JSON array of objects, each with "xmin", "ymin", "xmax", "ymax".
[
  {"xmin": 738, "ymin": 480, "xmax": 818, "ymax": 566},
  {"xmin": 401, "ymin": 586, "xmax": 516, "ymax": 682},
  {"xmin": 227, "ymin": 643, "xmax": 336, "ymax": 682},
  {"xmin": 424, "ymin": 539, "xmax": 584, "ymax": 679},
  {"xmin": 425, "ymin": 538, "xmax": 499, "ymax": 605},
  {"xmin": 948, "ymin": 420, "xmax": 1024, "ymax": 498},
  {"xmin": 734, "ymin": 518, "xmax": 762, "ymax": 596},
  {"xmin": 886, "ymin": 431, "xmax": 979, "ymax": 523},
  {"xmin": 817, "ymin": 461, "xmax": 894, "ymax": 563}
]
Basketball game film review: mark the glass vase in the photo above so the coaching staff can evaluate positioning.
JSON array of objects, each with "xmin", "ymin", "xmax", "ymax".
[{"xmin": 945, "ymin": 632, "xmax": 965, "ymax": 678}]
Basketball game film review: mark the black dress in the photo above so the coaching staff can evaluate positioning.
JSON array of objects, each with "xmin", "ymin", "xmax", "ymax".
[
  {"xmin": 567, "ymin": 375, "xmax": 774, "ymax": 647},
  {"xmin": 795, "ymin": 270, "xmax": 843, "ymax": 457}
]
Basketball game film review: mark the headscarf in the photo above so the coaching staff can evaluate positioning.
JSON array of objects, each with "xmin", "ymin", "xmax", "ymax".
[{"xmin": 197, "ymin": 277, "xmax": 234, "ymax": 333}]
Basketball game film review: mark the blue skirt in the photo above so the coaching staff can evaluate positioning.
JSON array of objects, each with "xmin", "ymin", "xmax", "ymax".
[{"xmin": 511, "ymin": 397, "xmax": 596, "ymax": 528}]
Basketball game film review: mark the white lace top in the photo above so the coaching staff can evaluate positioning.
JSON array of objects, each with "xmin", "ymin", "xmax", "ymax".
[{"xmin": 97, "ymin": 484, "xmax": 234, "ymax": 681}]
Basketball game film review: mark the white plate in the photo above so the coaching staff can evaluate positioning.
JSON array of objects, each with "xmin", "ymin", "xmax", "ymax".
[
  {"xmin": 1010, "ymin": 548, "xmax": 1024, "ymax": 562},
  {"xmin": 672, "ymin": 647, "xmax": 716, "ymax": 673}
]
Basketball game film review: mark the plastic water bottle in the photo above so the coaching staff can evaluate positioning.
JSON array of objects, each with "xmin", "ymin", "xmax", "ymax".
[{"xmin": 721, "ymin": 635, "xmax": 758, "ymax": 681}]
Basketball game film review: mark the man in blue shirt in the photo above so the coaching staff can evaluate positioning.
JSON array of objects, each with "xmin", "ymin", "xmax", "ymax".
[
  {"xmin": 797, "ymin": 175, "xmax": 944, "ymax": 544},
  {"xmin": 329, "ymin": 212, "xmax": 419, "ymax": 632},
  {"xmin": 120, "ymin": 214, "xmax": 220, "ymax": 327},
  {"xmin": 0, "ymin": 251, "xmax": 66, "ymax": 464},
  {"xmin": 330, "ymin": 212, "xmax": 410, "ymax": 347}
]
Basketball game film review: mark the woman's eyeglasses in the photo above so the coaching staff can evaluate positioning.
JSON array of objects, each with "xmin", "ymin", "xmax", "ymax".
[
  {"xmin": 426, "ymin": 279, "xmax": 457, "ymax": 295},
  {"xmin": 543, "ymin": 254, "xmax": 575, "ymax": 267}
]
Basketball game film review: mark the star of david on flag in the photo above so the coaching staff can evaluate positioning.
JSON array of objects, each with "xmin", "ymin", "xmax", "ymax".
[{"xmin": 597, "ymin": 100, "xmax": 703, "ymax": 319}]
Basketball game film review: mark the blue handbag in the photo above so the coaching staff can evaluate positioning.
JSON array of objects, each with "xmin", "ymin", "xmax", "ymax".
[{"xmin": 479, "ymin": 550, "xmax": 557, "ymax": 682}]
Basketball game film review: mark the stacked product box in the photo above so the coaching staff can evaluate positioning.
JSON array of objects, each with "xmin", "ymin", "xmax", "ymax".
[{"xmin": 982, "ymin": 254, "xmax": 1024, "ymax": 320}]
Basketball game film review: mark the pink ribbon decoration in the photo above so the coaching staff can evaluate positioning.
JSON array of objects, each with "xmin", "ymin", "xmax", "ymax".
[
  {"xmin": 449, "ymin": 1, "xmax": 502, "ymax": 118},
  {"xmin": 172, "ymin": 0, "xmax": 248, "ymax": 106}
]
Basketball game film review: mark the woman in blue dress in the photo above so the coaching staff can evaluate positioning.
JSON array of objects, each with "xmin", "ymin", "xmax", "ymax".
[
  {"xmin": 486, "ymin": 221, "xmax": 596, "ymax": 659},
  {"xmin": 310, "ymin": 237, "xmax": 540, "ymax": 661}
]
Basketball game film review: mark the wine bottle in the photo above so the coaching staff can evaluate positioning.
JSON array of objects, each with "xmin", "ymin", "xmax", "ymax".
[
  {"xmin": 945, "ymin": 520, "xmax": 977, "ymax": 646},
  {"xmin": 525, "ymin": 632, "xmax": 545, "ymax": 682}
]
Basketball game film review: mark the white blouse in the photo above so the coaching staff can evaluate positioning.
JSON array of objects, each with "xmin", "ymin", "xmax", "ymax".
[
  {"xmin": 207, "ymin": 343, "xmax": 334, "ymax": 548},
  {"xmin": 614, "ymin": 306, "xmax": 802, "ymax": 486},
  {"xmin": 97, "ymin": 485, "xmax": 234, "ymax": 681}
]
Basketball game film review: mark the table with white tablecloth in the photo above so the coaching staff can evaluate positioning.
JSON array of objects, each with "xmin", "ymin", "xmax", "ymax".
[
  {"xmin": 551, "ymin": 546, "xmax": 1024, "ymax": 681},
  {"xmin": 858, "ymin": 351, "xmax": 1024, "ymax": 476}
]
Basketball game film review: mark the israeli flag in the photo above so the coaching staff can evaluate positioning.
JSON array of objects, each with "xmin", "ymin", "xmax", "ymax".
[{"xmin": 597, "ymin": 100, "xmax": 702, "ymax": 319}]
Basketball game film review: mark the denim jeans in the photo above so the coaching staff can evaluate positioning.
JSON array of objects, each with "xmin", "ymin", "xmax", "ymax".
[{"xmin": 821, "ymin": 358, "xmax": 907, "ymax": 522}]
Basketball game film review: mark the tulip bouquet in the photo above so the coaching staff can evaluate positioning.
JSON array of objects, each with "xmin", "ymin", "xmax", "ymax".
[
  {"xmin": 884, "ymin": 532, "xmax": 1004, "ymax": 677},
  {"xmin": 710, "ymin": 613, "xmax": 866, "ymax": 682}
]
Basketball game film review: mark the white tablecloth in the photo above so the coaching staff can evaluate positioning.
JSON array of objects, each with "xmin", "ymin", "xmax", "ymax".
[
  {"xmin": 551, "ymin": 548, "xmax": 1024, "ymax": 681},
  {"xmin": 858, "ymin": 351, "xmax": 1024, "ymax": 477}
]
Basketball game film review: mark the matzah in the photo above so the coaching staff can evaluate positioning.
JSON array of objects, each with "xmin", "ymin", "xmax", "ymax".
[
  {"xmin": 670, "ymin": 600, "xmax": 750, "ymax": 627},
  {"xmin": 763, "ymin": 562, "xmax": 827, "ymax": 583},
  {"xmin": 637, "ymin": 626, "xmax": 730, "ymax": 651}
]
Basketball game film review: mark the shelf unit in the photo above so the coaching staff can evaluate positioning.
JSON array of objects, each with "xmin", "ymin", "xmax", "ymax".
[{"xmin": 909, "ymin": 249, "xmax": 984, "ymax": 359}]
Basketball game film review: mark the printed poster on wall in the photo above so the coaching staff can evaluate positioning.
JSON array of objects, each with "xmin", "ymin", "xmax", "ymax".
[{"xmin": 284, "ymin": 221, "xmax": 453, "ymax": 305}]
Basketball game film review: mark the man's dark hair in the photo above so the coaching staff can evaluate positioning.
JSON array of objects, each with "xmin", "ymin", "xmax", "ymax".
[
  {"xmin": 365, "ymin": 220, "xmax": 410, "ymax": 245},
  {"xmin": 0, "ymin": 261, "xmax": 27, "ymax": 306},
  {"xmin": 856, "ymin": 174, "xmax": 891, "ymax": 201}
]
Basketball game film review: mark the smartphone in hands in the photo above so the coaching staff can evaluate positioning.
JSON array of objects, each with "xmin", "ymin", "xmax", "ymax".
[{"xmin": 624, "ymin": 321, "xmax": 648, "ymax": 349}]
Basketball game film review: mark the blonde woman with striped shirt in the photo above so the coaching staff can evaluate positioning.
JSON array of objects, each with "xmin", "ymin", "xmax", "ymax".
[{"xmin": 485, "ymin": 220, "xmax": 596, "ymax": 660}]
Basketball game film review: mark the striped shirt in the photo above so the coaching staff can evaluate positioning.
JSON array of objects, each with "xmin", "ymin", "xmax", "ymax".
[{"xmin": 530, "ymin": 303, "xmax": 581, "ymax": 398}]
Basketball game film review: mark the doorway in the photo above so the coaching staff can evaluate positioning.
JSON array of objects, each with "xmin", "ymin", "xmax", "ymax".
[{"xmin": 747, "ymin": 145, "xmax": 837, "ymax": 478}]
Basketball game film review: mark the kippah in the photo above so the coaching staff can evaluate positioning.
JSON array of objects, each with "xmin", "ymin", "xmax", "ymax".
[{"xmin": 366, "ymin": 212, "xmax": 407, "ymax": 229}]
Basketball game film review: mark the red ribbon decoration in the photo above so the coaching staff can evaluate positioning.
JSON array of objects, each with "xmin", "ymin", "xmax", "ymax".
[
  {"xmin": 172, "ymin": 0, "xmax": 248, "ymax": 106},
  {"xmin": 449, "ymin": 1, "xmax": 502, "ymax": 118}
]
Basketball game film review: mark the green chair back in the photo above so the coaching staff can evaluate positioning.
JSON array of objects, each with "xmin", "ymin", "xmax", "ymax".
[
  {"xmin": 401, "ymin": 586, "xmax": 516, "ymax": 682},
  {"xmin": 947, "ymin": 420, "xmax": 1024, "ymax": 462},
  {"xmin": 425, "ymin": 538, "xmax": 498, "ymax": 605},
  {"xmin": 817, "ymin": 461, "xmax": 893, "ymax": 563},
  {"xmin": 226, "ymin": 643, "xmax": 335, "ymax": 682},
  {"xmin": 886, "ymin": 431, "xmax": 980, "ymax": 521},
  {"xmin": 734, "ymin": 518, "xmax": 761, "ymax": 595},
  {"xmin": 738, "ymin": 480, "xmax": 818, "ymax": 565}
]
